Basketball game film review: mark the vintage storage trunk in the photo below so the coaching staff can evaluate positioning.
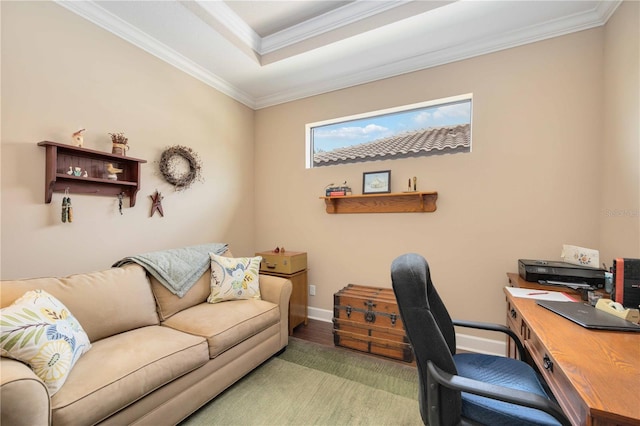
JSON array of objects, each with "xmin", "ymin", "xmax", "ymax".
[
  {"xmin": 333, "ymin": 284, "xmax": 414, "ymax": 362},
  {"xmin": 256, "ymin": 251, "xmax": 307, "ymax": 275}
]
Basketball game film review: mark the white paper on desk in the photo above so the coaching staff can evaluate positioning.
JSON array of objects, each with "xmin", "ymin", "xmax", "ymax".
[{"xmin": 505, "ymin": 287, "xmax": 576, "ymax": 302}]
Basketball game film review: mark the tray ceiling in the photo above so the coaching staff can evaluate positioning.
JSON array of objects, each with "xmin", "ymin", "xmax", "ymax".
[{"xmin": 56, "ymin": 1, "xmax": 620, "ymax": 109}]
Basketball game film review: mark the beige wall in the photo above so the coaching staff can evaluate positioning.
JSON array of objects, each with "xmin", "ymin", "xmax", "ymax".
[
  {"xmin": 255, "ymin": 6, "xmax": 638, "ymax": 326},
  {"xmin": 600, "ymin": 0, "xmax": 640, "ymax": 261},
  {"xmin": 1, "ymin": 1, "xmax": 637, "ymax": 331},
  {"xmin": 1, "ymin": 1, "xmax": 255, "ymax": 279}
]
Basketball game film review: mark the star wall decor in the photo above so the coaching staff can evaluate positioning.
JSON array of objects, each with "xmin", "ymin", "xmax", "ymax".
[{"xmin": 150, "ymin": 190, "xmax": 164, "ymax": 217}]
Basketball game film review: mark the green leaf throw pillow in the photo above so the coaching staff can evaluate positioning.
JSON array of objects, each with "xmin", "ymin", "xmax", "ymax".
[
  {"xmin": 208, "ymin": 254, "xmax": 262, "ymax": 303},
  {"xmin": 0, "ymin": 289, "xmax": 91, "ymax": 396}
]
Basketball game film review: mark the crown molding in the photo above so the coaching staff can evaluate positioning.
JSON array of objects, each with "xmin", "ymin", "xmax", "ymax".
[
  {"xmin": 596, "ymin": 0, "xmax": 623, "ymax": 22},
  {"xmin": 55, "ymin": 0, "xmax": 621, "ymax": 111},
  {"xmin": 253, "ymin": 1, "xmax": 620, "ymax": 109},
  {"xmin": 191, "ymin": 0, "xmax": 262, "ymax": 54},
  {"xmin": 191, "ymin": 0, "xmax": 410, "ymax": 57},
  {"xmin": 260, "ymin": 0, "xmax": 410, "ymax": 54},
  {"xmin": 54, "ymin": 0, "xmax": 256, "ymax": 109}
]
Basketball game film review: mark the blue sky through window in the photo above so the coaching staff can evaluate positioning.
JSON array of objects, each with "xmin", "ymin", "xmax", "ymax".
[{"xmin": 312, "ymin": 99, "xmax": 471, "ymax": 153}]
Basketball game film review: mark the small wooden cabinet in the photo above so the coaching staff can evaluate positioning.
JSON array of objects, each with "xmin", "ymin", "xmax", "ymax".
[
  {"xmin": 38, "ymin": 141, "xmax": 147, "ymax": 207},
  {"xmin": 256, "ymin": 251, "xmax": 308, "ymax": 335}
]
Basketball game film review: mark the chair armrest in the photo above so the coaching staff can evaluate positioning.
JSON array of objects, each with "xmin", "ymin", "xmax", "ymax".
[
  {"xmin": 258, "ymin": 274, "xmax": 292, "ymax": 348},
  {"xmin": 0, "ymin": 358, "xmax": 51, "ymax": 426},
  {"xmin": 426, "ymin": 361, "xmax": 570, "ymax": 426},
  {"xmin": 259, "ymin": 274, "xmax": 292, "ymax": 306},
  {"xmin": 453, "ymin": 319, "xmax": 524, "ymax": 359}
]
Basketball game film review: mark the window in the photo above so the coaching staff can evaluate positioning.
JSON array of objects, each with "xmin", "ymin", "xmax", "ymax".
[{"xmin": 306, "ymin": 94, "xmax": 472, "ymax": 168}]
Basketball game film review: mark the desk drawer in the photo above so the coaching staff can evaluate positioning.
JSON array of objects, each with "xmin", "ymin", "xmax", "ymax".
[
  {"xmin": 505, "ymin": 280, "xmax": 640, "ymax": 426},
  {"xmin": 527, "ymin": 335, "xmax": 587, "ymax": 426},
  {"xmin": 506, "ymin": 300, "xmax": 530, "ymax": 358}
]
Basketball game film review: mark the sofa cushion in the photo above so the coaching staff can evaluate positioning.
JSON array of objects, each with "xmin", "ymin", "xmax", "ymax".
[
  {"xmin": 161, "ymin": 300, "xmax": 280, "ymax": 358},
  {"xmin": 0, "ymin": 289, "xmax": 92, "ymax": 396},
  {"xmin": 208, "ymin": 254, "xmax": 262, "ymax": 303},
  {"xmin": 50, "ymin": 325, "xmax": 208, "ymax": 426},
  {"xmin": 0, "ymin": 265, "xmax": 159, "ymax": 342},
  {"xmin": 151, "ymin": 249, "xmax": 233, "ymax": 321}
]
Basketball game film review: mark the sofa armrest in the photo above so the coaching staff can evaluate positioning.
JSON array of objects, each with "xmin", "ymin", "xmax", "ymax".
[
  {"xmin": 259, "ymin": 274, "xmax": 293, "ymax": 347},
  {"xmin": 0, "ymin": 358, "xmax": 51, "ymax": 426}
]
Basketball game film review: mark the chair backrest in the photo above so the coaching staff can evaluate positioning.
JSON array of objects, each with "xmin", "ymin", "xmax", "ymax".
[{"xmin": 391, "ymin": 253, "xmax": 461, "ymax": 425}]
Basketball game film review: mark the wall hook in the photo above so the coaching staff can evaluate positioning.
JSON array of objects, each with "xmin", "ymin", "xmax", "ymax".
[{"xmin": 117, "ymin": 193, "xmax": 124, "ymax": 215}]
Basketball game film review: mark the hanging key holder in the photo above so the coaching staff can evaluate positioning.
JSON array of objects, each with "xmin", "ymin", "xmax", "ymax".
[
  {"xmin": 61, "ymin": 195, "xmax": 67, "ymax": 223},
  {"xmin": 117, "ymin": 193, "xmax": 124, "ymax": 215},
  {"xmin": 61, "ymin": 188, "xmax": 73, "ymax": 223}
]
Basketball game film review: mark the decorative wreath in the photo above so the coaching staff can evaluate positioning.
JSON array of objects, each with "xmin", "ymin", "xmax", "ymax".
[{"xmin": 158, "ymin": 145, "xmax": 203, "ymax": 190}]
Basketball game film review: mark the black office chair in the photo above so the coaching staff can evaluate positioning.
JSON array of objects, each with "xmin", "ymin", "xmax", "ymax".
[{"xmin": 391, "ymin": 253, "xmax": 570, "ymax": 426}]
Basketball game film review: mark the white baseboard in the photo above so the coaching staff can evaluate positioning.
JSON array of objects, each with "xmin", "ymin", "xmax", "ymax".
[
  {"xmin": 308, "ymin": 306, "xmax": 333, "ymax": 322},
  {"xmin": 306, "ymin": 306, "xmax": 506, "ymax": 357},
  {"xmin": 455, "ymin": 333, "xmax": 505, "ymax": 357}
]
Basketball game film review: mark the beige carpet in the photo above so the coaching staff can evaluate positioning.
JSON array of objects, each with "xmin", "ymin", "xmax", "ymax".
[{"xmin": 181, "ymin": 338, "xmax": 421, "ymax": 426}]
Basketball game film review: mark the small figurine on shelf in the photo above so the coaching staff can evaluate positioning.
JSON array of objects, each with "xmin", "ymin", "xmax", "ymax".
[
  {"xmin": 109, "ymin": 132, "xmax": 130, "ymax": 156},
  {"xmin": 73, "ymin": 167, "xmax": 82, "ymax": 176},
  {"xmin": 106, "ymin": 163, "xmax": 123, "ymax": 180},
  {"xmin": 83, "ymin": 170, "xmax": 88, "ymax": 178},
  {"xmin": 72, "ymin": 128, "xmax": 85, "ymax": 147},
  {"xmin": 67, "ymin": 166, "xmax": 74, "ymax": 175},
  {"xmin": 407, "ymin": 176, "xmax": 418, "ymax": 192}
]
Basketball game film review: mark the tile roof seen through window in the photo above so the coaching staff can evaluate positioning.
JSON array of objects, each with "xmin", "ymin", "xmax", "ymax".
[{"xmin": 313, "ymin": 123, "xmax": 471, "ymax": 166}]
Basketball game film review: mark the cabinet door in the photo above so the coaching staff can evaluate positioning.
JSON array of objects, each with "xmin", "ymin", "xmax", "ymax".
[{"xmin": 288, "ymin": 271, "xmax": 308, "ymax": 334}]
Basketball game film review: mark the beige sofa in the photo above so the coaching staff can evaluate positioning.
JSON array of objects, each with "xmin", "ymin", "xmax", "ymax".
[{"xmin": 0, "ymin": 254, "xmax": 292, "ymax": 425}]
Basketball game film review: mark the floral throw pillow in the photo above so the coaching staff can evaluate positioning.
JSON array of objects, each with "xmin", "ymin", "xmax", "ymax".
[
  {"xmin": 0, "ymin": 289, "xmax": 91, "ymax": 396},
  {"xmin": 208, "ymin": 254, "xmax": 262, "ymax": 303}
]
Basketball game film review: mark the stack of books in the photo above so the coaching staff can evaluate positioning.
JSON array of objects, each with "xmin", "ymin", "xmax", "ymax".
[{"xmin": 325, "ymin": 186, "xmax": 352, "ymax": 196}]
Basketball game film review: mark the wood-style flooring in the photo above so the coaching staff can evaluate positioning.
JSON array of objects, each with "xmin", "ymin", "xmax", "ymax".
[{"xmin": 291, "ymin": 318, "xmax": 334, "ymax": 346}]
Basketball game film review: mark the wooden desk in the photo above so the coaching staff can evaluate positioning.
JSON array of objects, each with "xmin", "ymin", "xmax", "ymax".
[{"xmin": 506, "ymin": 273, "xmax": 640, "ymax": 426}]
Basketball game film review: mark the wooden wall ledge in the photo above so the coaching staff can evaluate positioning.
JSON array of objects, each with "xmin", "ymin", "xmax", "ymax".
[
  {"xmin": 38, "ymin": 141, "xmax": 147, "ymax": 207},
  {"xmin": 320, "ymin": 192, "xmax": 437, "ymax": 214}
]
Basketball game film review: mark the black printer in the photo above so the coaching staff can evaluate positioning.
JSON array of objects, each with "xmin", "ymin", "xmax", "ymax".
[{"xmin": 518, "ymin": 259, "xmax": 605, "ymax": 288}]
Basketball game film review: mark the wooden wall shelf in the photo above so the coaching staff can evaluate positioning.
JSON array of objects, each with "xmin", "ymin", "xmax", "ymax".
[
  {"xmin": 38, "ymin": 141, "xmax": 147, "ymax": 207},
  {"xmin": 320, "ymin": 191, "xmax": 438, "ymax": 214}
]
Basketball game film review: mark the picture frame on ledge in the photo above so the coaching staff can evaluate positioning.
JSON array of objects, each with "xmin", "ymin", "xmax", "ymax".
[{"xmin": 362, "ymin": 170, "xmax": 391, "ymax": 194}]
